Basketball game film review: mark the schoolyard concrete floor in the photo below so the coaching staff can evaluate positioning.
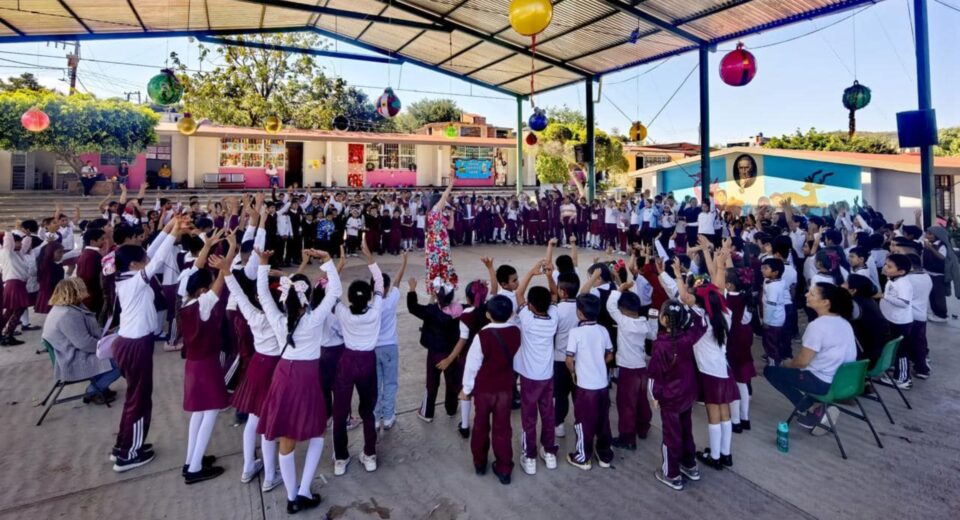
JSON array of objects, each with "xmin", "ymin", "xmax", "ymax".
[{"xmin": 1, "ymin": 244, "xmax": 958, "ymax": 520}]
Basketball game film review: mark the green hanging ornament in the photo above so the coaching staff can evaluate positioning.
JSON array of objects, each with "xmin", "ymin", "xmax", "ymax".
[
  {"xmin": 444, "ymin": 124, "xmax": 458, "ymax": 139},
  {"xmin": 147, "ymin": 69, "xmax": 184, "ymax": 106},
  {"xmin": 842, "ymin": 80, "xmax": 871, "ymax": 137}
]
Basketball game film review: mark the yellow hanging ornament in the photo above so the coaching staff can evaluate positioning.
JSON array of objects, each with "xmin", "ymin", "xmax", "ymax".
[
  {"xmin": 629, "ymin": 121, "xmax": 647, "ymax": 142},
  {"xmin": 264, "ymin": 115, "xmax": 282, "ymax": 134},
  {"xmin": 509, "ymin": 0, "xmax": 553, "ymax": 36},
  {"xmin": 177, "ymin": 112, "xmax": 198, "ymax": 136}
]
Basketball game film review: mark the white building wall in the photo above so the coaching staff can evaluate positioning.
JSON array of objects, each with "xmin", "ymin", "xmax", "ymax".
[
  {"xmin": 0, "ymin": 151, "xmax": 11, "ymax": 192},
  {"xmin": 873, "ymin": 168, "xmax": 922, "ymax": 224},
  {"xmin": 301, "ymin": 141, "xmax": 325, "ymax": 187},
  {"xmin": 170, "ymin": 134, "xmax": 189, "ymax": 184}
]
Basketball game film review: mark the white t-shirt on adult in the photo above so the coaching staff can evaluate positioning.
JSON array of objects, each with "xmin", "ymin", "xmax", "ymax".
[
  {"xmin": 513, "ymin": 305, "xmax": 559, "ymax": 381},
  {"xmin": 697, "ymin": 210, "xmax": 715, "ymax": 235},
  {"xmin": 802, "ymin": 314, "xmax": 857, "ymax": 383},
  {"xmin": 566, "ymin": 323, "xmax": 613, "ymax": 390}
]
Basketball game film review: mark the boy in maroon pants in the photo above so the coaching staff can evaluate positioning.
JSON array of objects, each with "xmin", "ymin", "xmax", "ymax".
[{"xmin": 460, "ymin": 296, "xmax": 520, "ymax": 484}]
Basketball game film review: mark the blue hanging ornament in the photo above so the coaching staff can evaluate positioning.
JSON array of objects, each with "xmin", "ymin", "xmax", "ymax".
[{"xmin": 528, "ymin": 107, "xmax": 548, "ymax": 132}]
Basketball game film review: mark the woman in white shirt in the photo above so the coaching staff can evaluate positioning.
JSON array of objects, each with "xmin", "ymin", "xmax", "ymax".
[
  {"xmin": 265, "ymin": 162, "xmax": 280, "ymax": 188},
  {"xmin": 763, "ymin": 282, "xmax": 856, "ymax": 432}
]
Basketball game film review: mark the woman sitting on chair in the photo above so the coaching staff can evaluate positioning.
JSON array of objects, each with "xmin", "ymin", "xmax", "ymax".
[
  {"xmin": 763, "ymin": 283, "xmax": 857, "ymax": 433},
  {"xmin": 41, "ymin": 278, "xmax": 120, "ymax": 405}
]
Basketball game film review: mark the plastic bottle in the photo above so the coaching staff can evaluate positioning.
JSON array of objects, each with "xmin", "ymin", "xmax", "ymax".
[{"xmin": 777, "ymin": 421, "xmax": 790, "ymax": 453}]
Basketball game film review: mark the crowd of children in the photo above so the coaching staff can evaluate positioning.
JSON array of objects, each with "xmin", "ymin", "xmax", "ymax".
[{"xmin": 0, "ymin": 180, "xmax": 957, "ymax": 510}]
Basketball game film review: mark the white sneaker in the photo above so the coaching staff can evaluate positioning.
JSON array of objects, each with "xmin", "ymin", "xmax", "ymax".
[
  {"xmin": 240, "ymin": 459, "xmax": 263, "ymax": 483},
  {"xmin": 521, "ymin": 457, "xmax": 537, "ymax": 475},
  {"xmin": 539, "ymin": 447, "xmax": 557, "ymax": 470},
  {"xmin": 382, "ymin": 415, "xmax": 397, "ymax": 430},
  {"xmin": 261, "ymin": 473, "xmax": 283, "ymax": 492},
  {"xmin": 555, "ymin": 423, "xmax": 566, "ymax": 438},
  {"xmin": 360, "ymin": 452, "xmax": 378, "ymax": 472},
  {"xmin": 416, "ymin": 411, "xmax": 433, "ymax": 423},
  {"xmin": 928, "ymin": 313, "xmax": 946, "ymax": 323},
  {"xmin": 334, "ymin": 457, "xmax": 351, "ymax": 476}
]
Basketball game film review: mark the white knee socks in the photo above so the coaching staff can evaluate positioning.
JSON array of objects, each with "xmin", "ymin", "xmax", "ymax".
[
  {"xmin": 460, "ymin": 399, "xmax": 471, "ymax": 429},
  {"xmin": 737, "ymin": 383, "xmax": 750, "ymax": 421},
  {"xmin": 730, "ymin": 400, "xmax": 741, "ymax": 425},
  {"xmin": 707, "ymin": 423, "xmax": 721, "ymax": 459},
  {"xmin": 242, "ymin": 415, "xmax": 259, "ymax": 474},
  {"xmin": 261, "ymin": 435, "xmax": 278, "ymax": 480},
  {"xmin": 186, "ymin": 412, "xmax": 203, "ymax": 465},
  {"xmin": 188, "ymin": 410, "xmax": 219, "ymax": 472},
  {"xmin": 279, "ymin": 451, "xmax": 298, "ymax": 502},
  {"xmin": 298, "ymin": 437, "xmax": 324, "ymax": 498},
  {"xmin": 720, "ymin": 420, "xmax": 733, "ymax": 456}
]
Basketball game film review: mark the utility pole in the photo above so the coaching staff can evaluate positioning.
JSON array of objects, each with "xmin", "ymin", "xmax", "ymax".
[
  {"xmin": 124, "ymin": 91, "xmax": 142, "ymax": 104},
  {"xmin": 66, "ymin": 41, "xmax": 79, "ymax": 95}
]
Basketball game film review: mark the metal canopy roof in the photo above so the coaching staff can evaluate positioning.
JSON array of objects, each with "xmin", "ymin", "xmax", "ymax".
[{"xmin": 0, "ymin": 0, "xmax": 879, "ymax": 97}]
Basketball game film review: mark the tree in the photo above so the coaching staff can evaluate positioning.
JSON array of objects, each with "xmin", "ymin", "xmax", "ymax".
[
  {"xmin": 935, "ymin": 127, "xmax": 960, "ymax": 157},
  {"xmin": 394, "ymin": 98, "xmax": 462, "ymax": 132},
  {"xmin": 0, "ymin": 73, "xmax": 50, "ymax": 93},
  {"xmin": 0, "ymin": 90, "xmax": 158, "ymax": 174},
  {"xmin": 533, "ymin": 107, "xmax": 628, "ymax": 188},
  {"xmin": 764, "ymin": 127, "xmax": 898, "ymax": 154},
  {"xmin": 546, "ymin": 104, "xmax": 586, "ymax": 127},
  {"xmin": 171, "ymin": 33, "xmax": 392, "ymax": 132}
]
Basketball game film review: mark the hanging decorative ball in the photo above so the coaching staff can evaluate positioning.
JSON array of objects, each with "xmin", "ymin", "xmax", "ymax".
[
  {"xmin": 376, "ymin": 87, "xmax": 401, "ymax": 118},
  {"xmin": 444, "ymin": 124, "xmax": 458, "ymax": 139},
  {"xmin": 525, "ymin": 132, "xmax": 538, "ymax": 146},
  {"xmin": 333, "ymin": 115, "xmax": 349, "ymax": 131},
  {"xmin": 842, "ymin": 80, "xmax": 871, "ymax": 137},
  {"xmin": 264, "ymin": 115, "xmax": 282, "ymax": 134},
  {"xmin": 177, "ymin": 112, "xmax": 198, "ymax": 136},
  {"xmin": 20, "ymin": 107, "xmax": 50, "ymax": 133},
  {"xmin": 719, "ymin": 42, "xmax": 757, "ymax": 87},
  {"xmin": 509, "ymin": 0, "xmax": 553, "ymax": 36},
  {"xmin": 146, "ymin": 68, "xmax": 184, "ymax": 106},
  {"xmin": 528, "ymin": 107, "xmax": 548, "ymax": 132},
  {"xmin": 629, "ymin": 121, "xmax": 648, "ymax": 142}
]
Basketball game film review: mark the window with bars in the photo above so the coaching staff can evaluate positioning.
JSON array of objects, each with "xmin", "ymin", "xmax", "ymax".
[
  {"xmin": 935, "ymin": 175, "xmax": 953, "ymax": 217},
  {"xmin": 365, "ymin": 143, "xmax": 416, "ymax": 169},
  {"xmin": 452, "ymin": 146, "xmax": 495, "ymax": 161}
]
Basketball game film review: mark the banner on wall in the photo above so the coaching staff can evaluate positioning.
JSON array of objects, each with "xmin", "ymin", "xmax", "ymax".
[
  {"xmin": 347, "ymin": 143, "xmax": 364, "ymax": 188},
  {"xmin": 454, "ymin": 158, "xmax": 493, "ymax": 179}
]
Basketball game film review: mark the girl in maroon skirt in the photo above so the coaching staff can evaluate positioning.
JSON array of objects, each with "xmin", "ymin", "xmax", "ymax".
[
  {"xmin": 388, "ymin": 209, "xmax": 402, "ymax": 255},
  {"xmin": 34, "ymin": 241, "xmax": 65, "ymax": 315},
  {"xmin": 255, "ymin": 246, "xmax": 342, "ymax": 514},
  {"xmin": 401, "ymin": 209, "xmax": 414, "ymax": 252},
  {"xmin": 723, "ymin": 271, "xmax": 757, "ymax": 433}
]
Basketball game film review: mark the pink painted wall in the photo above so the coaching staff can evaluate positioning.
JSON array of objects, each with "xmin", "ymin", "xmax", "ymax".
[
  {"xmin": 217, "ymin": 167, "xmax": 285, "ymax": 188},
  {"xmin": 81, "ymin": 152, "xmax": 148, "ymax": 188},
  {"xmin": 451, "ymin": 176, "xmax": 495, "ymax": 187},
  {"xmin": 365, "ymin": 169, "xmax": 417, "ymax": 187}
]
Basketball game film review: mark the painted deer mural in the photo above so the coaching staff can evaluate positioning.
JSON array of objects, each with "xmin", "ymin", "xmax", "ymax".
[{"xmin": 769, "ymin": 170, "xmax": 835, "ymax": 208}]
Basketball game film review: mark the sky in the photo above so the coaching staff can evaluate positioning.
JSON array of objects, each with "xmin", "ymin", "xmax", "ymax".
[{"xmin": 1, "ymin": 0, "xmax": 958, "ymax": 146}]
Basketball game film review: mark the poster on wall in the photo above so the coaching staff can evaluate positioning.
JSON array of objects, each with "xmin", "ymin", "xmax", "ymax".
[
  {"xmin": 347, "ymin": 143, "xmax": 364, "ymax": 188},
  {"xmin": 454, "ymin": 158, "xmax": 493, "ymax": 179}
]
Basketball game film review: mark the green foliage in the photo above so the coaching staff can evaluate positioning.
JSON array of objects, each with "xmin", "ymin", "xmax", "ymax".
[
  {"xmin": 171, "ymin": 33, "xmax": 391, "ymax": 132},
  {"xmin": 934, "ymin": 127, "xmax": 960, "ymax": 157},
  {"xmin": 546, "ymin": 105, "xmax": 586, "ymax": 127},
  {"xmin": 0, "ymin": 73, "xmax": 50, "ymax": 93},
  {"xmin": 536, "ymin": 152, "xmax": 570, "ymax": 185},
  {"xmin": 534, "ymin": 106, "xmax": 627, "ymax": 189},
  {"xmin": 764, "ymin": 127, "xmax": 898, "ymax": 154},
  {"xmin": 0, "ymin": 90, "xmax": 158, "ymax": 174},
  {"xmin": 395, "ymin": 99, "xmax": 461, "ymax": 133}
]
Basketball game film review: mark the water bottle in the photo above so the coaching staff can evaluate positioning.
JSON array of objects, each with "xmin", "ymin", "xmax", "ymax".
[{"xmin": 777, "ymin": 421, "xmax": 790, "ymax": 453}]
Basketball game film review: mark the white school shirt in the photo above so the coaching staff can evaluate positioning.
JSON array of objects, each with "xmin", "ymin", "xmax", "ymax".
[
  {"xmin": 606, "ymin": 290, "xmax": 657, "ymax": 369},
  {"xmin": 257, "ymin": 260, "xmax": 342, "ymax": 361},
  {"xmin": 630, "ymin": 208, "xmax": 642, "ymax": 226},
  {"xmin": 513, "ymin": 304, "xmax": 559, "ymax": 381},
  {"xmin": 566, "ymin": 323, "xmax": 613, "ymax": 390},
  {"xmin": 782, "ymin": 264, "xmax": 797, "ymax": 304},
  {"xmin": 789, "ymin": 229, "xmax": 807, "ymax": 259},
  {"xmin": 461, "ymin": 322, "xmax": 517, "ymax": 396},
  {"xmin": 604, "ymin": 207, "xmax": 619, "ymax": 225},
  {"xmin": 906, "ymin": 271, "xmax": 932, "ymax": 321},
  {"xmin": 633, "ymin": 275, "xmax": 653, "ymax": 306},
  {"xmin": 879, "ymin": 277, "xmax": 913, "ymax": 325},
  {"xmin": 868, "ymin": 249, "xmax": 888, "ymax": 274},
  {"xmin": 116, "ymin": 233, "xmax": 176, "ymax": 339},
  {"xmin": 762, "ymin": 279, "xmax": 787, "ymax": 327},
  {"xmin": 852, "ymin": 264, "xmax": 880, "ymax": 291},
  {"xmin": 691, "ymin": 307, "xmax": 733, "ymax": 378},
  {"xmin": 320, "ymin": 312, "xmax": 344, "ymax": 347},
  {"xmin": 346, "ymin": 217, "xmax": 362, "ymax": 236},
  {"xmin": 181, "ymin": 290, "xmax": 219, "ymax": 322},
  {"xmin": 499, "ymin": 288, "xmax": 519, "ymax": 324},
  {"xmin": 225, "ymin": 275, "xmax": 282, "ymax": 356},
  {"xmin": 553, "ymin": 300, "xmax": 579, "ymax": 362},
  {"xmin": 0, "ymin": 235, "xmax": 31, "ymax": 281},
  {"xmin": 697, "ymin": 209, "xmax": 716, "ymax": 235},
  {"xmin": 802, "ymin": 315, "xmax": 857, "ymax": 383},
  {"xmin": 59, "ymin": 224, "xmax": 76, "ymax": 252},
  {"xmin": 333, "ymin": 264, "xmax": 384, "ymax": 351},
  {"xmin": 376, "ymin": 287, "xmax": 401, "ymax": 347}
]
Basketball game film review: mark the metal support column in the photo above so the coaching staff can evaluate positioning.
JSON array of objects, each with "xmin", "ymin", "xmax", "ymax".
[
  {"xmin": 698, "ymin": 44, "xmax": 710, "ymax": 203},
  {"xmin": 914, "ymin": 0, "xmax": 935, "ymax": 228},
  {"xmin": 516, "ymin": 96, "xmax": 524, "ymax": 197},
  {"xmin": 585, "ymin": 79, "xmax": 596, "ymax": 202}
]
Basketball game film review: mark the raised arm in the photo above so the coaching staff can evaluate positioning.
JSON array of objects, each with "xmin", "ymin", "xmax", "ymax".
[
  {"xmin": 516, "ymin": 260, "xmax": 544, "ymax": 308},
  {"xmin": 194, "ymin": 228, "xmax": 225, "ymax": 270},
  {"xmin": 254, "ymin": 249, "xmax": 284, "ymax": 329},
  {"xmin": 394, "ymin": 251, "xmax": 409, "ymax": 287},
  {"xmin": 432, "ymin": 180, "xmax": 455, "ymax": 213},
  {"xmin": 544, "ymin": 238, "xmax": 557, "ymax": 266},
  {"xmin": 570, "ymin": 235, "xmax": 579, "ymax": 267},
  {"xmin": 482, "ymin": 257, "xmax": 498, "ymax": 295},
  {"xmin": 313, "ymin": 252, "xmax": 343, "ymax": 318}
]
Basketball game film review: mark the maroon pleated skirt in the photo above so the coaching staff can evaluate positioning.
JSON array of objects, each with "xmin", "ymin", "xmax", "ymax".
[
  {"xmin": 183, "ymin": 356, "xmax": 229, "ymax": 412},
  {"xmin": 2, "ymin": 280, "xmax": 29, "ymax": 310},
  {"xmin": 699, "ymin": 367, "xmax": 739, "ymax": 405},
  {"xmin": 232, "ymin": 353, "xmax": 280, "ymax": 415},
  {"xmin": 257, "ymin": 358, "xmax": 327, "ymax": 441}
]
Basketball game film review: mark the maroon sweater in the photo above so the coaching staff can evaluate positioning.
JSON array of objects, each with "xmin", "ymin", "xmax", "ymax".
[{"xmin": 473, "ymin": 325, "xmax": 521, "ymax": 394}]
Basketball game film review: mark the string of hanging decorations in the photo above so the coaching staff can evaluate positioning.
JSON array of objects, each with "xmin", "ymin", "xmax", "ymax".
[{"xmin": 508, "ymin": 0, "xmax": 553, "ymax": 148}]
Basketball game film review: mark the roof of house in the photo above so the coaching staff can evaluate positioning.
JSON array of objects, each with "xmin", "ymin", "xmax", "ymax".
[{"xmin": 628, "ymin": 146, "xmax": 960, "ymax": 176}]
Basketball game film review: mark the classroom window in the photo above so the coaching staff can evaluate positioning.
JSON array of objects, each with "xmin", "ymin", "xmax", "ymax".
[
  {"xmin": 365, "ymin": 143, "xmax": 416, "ymax": 169},
  {"xmin": 451, "ymin": 146, "xmax": 495, "ymax": 161}
]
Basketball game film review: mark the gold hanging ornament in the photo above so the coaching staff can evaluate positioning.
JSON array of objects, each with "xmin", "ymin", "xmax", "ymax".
[
  {"xmin": 177, "ymin": 112, "xmax": 198, "ymax": 136},
  {"xmin": 629, "ymin": 121, "xmax": 647, "ymax": 142},
  {"xmin": 264, "ymin": 115, "xmax": 282, "ymax": 134}
]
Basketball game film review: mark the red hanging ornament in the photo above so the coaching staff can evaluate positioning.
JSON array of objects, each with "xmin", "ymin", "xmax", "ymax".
[
  {"xmin": 719, "ymin": 42, "xmax": 757, "ymax": 87},
  {"xmin": 525, "ymin": 132, "xmax": 538, "ymax": 146},
  {"xmin": 21, "ymin": 107, "xmax": 50, "ymax": 132}
]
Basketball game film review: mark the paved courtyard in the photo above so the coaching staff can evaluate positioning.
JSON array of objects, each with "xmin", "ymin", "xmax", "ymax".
[{"xmin": 0, "ymin": 244, "xmax": 958, "ymax": 520}]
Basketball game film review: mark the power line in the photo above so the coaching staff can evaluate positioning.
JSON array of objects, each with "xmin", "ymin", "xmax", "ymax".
[
  {"xmin": 934, "ymin": 0, "xmax": 960, "ymax": 13},
  {"xmin": 717, "ymin": 4, "xmax": 874, "ymax": 51}
]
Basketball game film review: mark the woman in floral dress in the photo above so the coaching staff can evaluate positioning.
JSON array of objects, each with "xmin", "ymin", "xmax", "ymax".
[{"xmin": 426, "ymin": 181, "xmax": 458, "ymax": 292}]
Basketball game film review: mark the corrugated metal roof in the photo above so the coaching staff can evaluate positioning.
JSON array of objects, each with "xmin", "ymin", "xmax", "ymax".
[{"xmin": 0, "ymin": 0, "xmax": 880, "ymax": 96}]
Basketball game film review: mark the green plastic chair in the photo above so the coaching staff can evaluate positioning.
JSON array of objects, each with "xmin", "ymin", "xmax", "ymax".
[
  {"xmin": 785, "ymin": 360, "xmax": 883, "ymax": 459},
  {"xmin": 862, "ymin": 337, "xmax": 912, "ymax": 424},
  {"xmin": 36, "ymin": 339, "xmax": 110, "ymax": 426}
]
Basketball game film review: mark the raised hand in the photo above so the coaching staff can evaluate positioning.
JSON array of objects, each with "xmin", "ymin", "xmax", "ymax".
[
  {"xmin": 254, "ymin": 248, "xmax": 274, "ymax": 265},
  {"xmin": 408, "ymin": 277, "xmax": 417, "ymax": 291}
]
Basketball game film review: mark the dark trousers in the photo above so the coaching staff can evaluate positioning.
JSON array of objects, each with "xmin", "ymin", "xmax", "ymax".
[
  {"xmin": 320, "ymin": 345, "xmax": 345, "ymax": 418},
  {"xmin": 762, "ymin": 325, "xmax": 784, "ymax": 365},
  {"xmin": 520, "ymin": 376, "xmax": 557, "ymax": 459},
  {"xmin": 929, "ymin": 274, "xmax": 947, "ymax": 319},
  {"xmin": 113, "ymin": 336, "xmax": 155, "ymax": 460},
  {"xmin": 81, "ymin": 177, "xmax": 96, "ymax": 196},
  {"xmin": 0, "ymin": 305, "xmax": 25, "ymax": 336},
  {"xmin": 462, "ymin": 220, "xmax": 474, "ymax": 245},
  {"xmin": 286, "ymin": 234, "xmax": 302, "ymax": 265},
  {"xmin": 763, "ymin": 365, "xmax": 831, "ymax": 410},
  {"xmin": 572, "ymin": 387, "xmax": 613, "ymax": 464},
  {"xmin": 471, "ymin": 390, "xmax": 513, "ymax": 475},
  {"xmin": 659, "ymin": 406, "xmax": 696, "ymax": 479},
  {"xmin": 890, "ymin": 322, "xmax": 913, "ymax": 381},
  {"xmin": 553, "ymin": 361, "xmax": 574, "ymax": 425},
  {"xmin": 333, "ymin": 349, "xmax": 377, "ymax": 459},
  {"xmin": 604, "ymin": 224, "xmax": 617, "ymax": 249},
  {"xmin": 911, "ymin": 320, "xmax": 929, "ymax": 372},
  {"xmin": 780, "ymin": 304, "xmax": 797, "ymax": 360},
  {"xmin": 616, "ymin": 367, "xmax": 651, "ymax": 442},
  {"xmin": 421, "ymin": 350, "xmax": 462, "ymax": 418},
  {"xmin": 346, "ymin": 235, "xmax": 360, "ymax": 255}
]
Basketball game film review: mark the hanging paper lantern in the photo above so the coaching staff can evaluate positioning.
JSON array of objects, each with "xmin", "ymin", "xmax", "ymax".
[
  {"xmin": 20, "ymin": 107, "xmax": 50, "ymax": 133},
  {"xmin": 842, "ymin": 80, "xmax": 871, "ymax": 137},
  {"xmin": 444, "ymin": 124, "xmax": 458, "ymax": 139},
  {"xmin": 528, "ymin": 107, "xmax": 548, "ymax": 132},
  {"xmin": 525, "ymin": 132, "xmax": 538, "ymax": 146},
  {"xmin": 719, "ymin": 42, "xmax": 757, "ymax": 87},
  {"xmin": 333, "ymin": 115, "xmax": 349, "ymax": 131},
  {"xmin": 629, "ymin": 121, "xmax": 648, "ymax": 142},
  {"xmin": 177, "ymin": 112, "xmax": 198, "ymax": 136},
  {"xmin": 264, "ymin": 115, "xmax": 282, "ymax": 134},
  {"xmin": 376, "ymin": 87, "xmax": 401, "ymax": 118},
  {"xmin": 146, "ymin": 68, "xmax": 184, "ymax": 106},
  {"xmin": 509, "ymin": 0, "xmax": 553, "ymax": 36}
]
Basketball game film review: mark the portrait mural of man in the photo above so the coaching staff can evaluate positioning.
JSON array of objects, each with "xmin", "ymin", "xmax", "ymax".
[{"xmin": 733, "ymin": 154, "xmax": 758, "ymax": 190}]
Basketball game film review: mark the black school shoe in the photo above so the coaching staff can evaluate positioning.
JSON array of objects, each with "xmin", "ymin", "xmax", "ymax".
[
  {"xmin": 287, "ymin": 493, "xmax": 322, "ymax": 514},
  {"xmin": 184, "ymin": 465, "xmax": 225, "ymax": 485},
  {"xmin": 492, "ymin": 468, "xmax": 511, "ymax": 485},
  {"xmin": 741, "ymin": 420, "xmax": 751, "ymax": 431},
  {"xmin": 732, "ymin": 422, "xmax": 743, "ymax": 434},
  {"xmin": 475, "ymin": 463, "xmax": 487, "ymax": 476},
  {"xmin": 696, "ymin": 450, "xmax": 724, "ymax": 471},
  {"xmin": 720, "ymin": 454, "xmax": 733, "ymax": 467},
  {"xmin": 181, "ymin": 455, "xmax": 217, "ymax": 477},
  {"xmin": 458, "ymin": 427, "xmax": 470, "ymax": 439},
  {"xmin": 611, "ymin": 438, "xmax": 637, "ymax": 451},
  {"xmin": 0, "ymin": 335, "xmax": 24, "ymax": 346}
]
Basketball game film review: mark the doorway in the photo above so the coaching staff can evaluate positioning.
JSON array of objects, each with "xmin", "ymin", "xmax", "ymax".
[{"xmin": 285, "ymin": 142, "xmax": 304, "ymax": 188}]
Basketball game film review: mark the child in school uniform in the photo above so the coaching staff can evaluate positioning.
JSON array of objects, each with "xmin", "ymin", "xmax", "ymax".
[
  {"xmin": 345, "ymin": 209, "xmax": 363, "ymax": 257},
  {"xmin": 723, "ymin": 270, "xmax": 757, "ymax": 433},
  {"xmin": 552, "ymin": 272, "xmax": 580, "ymax": 439},
  {"xmin": 506, "ymin": 201, "xmax": 520, "ymax": 245},
  {"xmin": 565, "ymin": 294, "xmax": 615, "ymax": 470},
  {"xmin": 880, "ymin": 254, "xmax": 914, "ymax": 388},
  {"xmin": 408, "ymin": 274, "xmax": 463, "ymax": 423},
  {"xmin": 373, "ymin": 253, "xmax": 406, "ymax": 430},
  {"xmin": 0, "ymin": 232, "xmax": 33, "ymax": 346},
  {"xmin": 905, "ymin": 254, "xmax": 932, "ymax": 380},
  {"xmin": 760, "ymin": 258, "xmax": 788, "ymax": 366},
  {"xmin": 401, "ymin": 208, "xmax": 414, "ymax": 252},
  {"xmin": 415, "ymin": 207, "xmax": 427, "ymax": 250},
  {"xmin": 460, "ymin": 295, "xmax": 520, "ymax": 484}
]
